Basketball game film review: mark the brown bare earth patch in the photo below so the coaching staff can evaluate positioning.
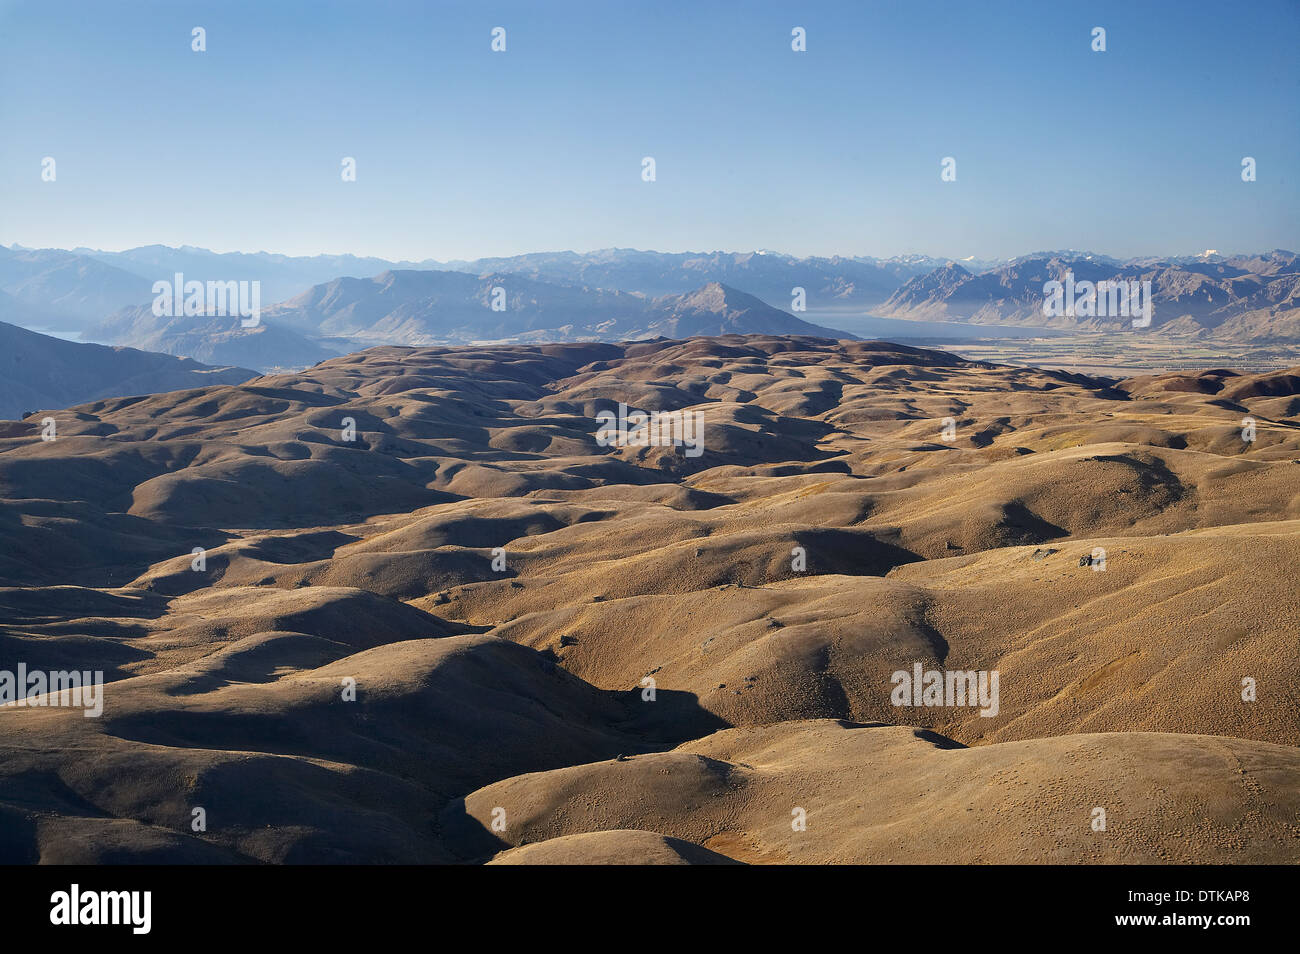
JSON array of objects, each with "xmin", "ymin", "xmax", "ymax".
[{"xmin": 2, "ymin": 335, "xmax": 1296, "ymax": 863}]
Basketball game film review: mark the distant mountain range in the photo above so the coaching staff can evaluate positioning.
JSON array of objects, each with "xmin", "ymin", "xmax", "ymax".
[
  {"xmin": 0, "ymin": 245, "xmax": 153, "ymax": 331},
  {"xmin": 265, "ymin": 273, "xmax": 852, "ymax": 343},
  {"xmin": 93, "ymin": 276, "xmax": 852, "ymax": 371},
  {"xmin": 89, "ymin": 308, "xmax": 341, "ymax": 372},
  {"xmin": 430, "ymin": 249, "xmax": 909, "ymax": 303},
  {"xmin": 3, "ymin": 244, "xmax": 1299, "ymax": 372},
  {"xmin": 0, "ymin": 320, "xmax": 256, "ymax": 421},
  {"xmin": 75, "ymin": 244, "xmax": 437, "ymax": 307},
  {"xmin": 877, "ymin": 250, "xmax": 1300, "ymax": 339},
  {"xmin": 4, "ymin": 245, "xmax": 920, "ymax": 322}
]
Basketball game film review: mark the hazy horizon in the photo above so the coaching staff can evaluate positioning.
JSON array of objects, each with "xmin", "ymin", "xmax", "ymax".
[{"xmin": 5, "ymin": 239, "xmax": 1294, "ymax": 266}]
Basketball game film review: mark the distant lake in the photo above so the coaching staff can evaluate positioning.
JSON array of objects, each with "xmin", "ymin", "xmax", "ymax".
[
  {"xmin": 22, "ymin": 326, "xmax": 100, "ymax": 343},
  {"xmin": 803, "ymin": 311, "xmax": 1062, "ymax": 342}
]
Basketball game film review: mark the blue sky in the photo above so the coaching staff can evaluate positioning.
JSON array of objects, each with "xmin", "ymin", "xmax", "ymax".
[{"xmin": 1, "ymin": 0, "xmax": 1296, "ymax": 261}]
